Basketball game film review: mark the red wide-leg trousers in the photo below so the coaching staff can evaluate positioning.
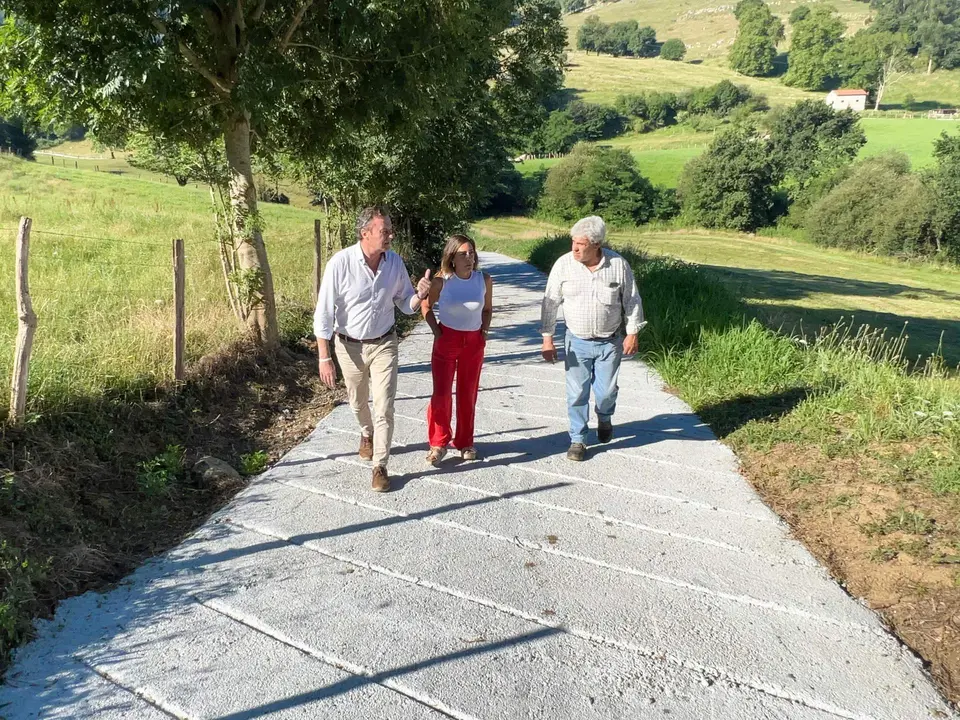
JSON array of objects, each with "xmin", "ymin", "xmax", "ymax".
[{"xmin": 427, "ymin": 325, "xmax": 485, "ymax": 449}]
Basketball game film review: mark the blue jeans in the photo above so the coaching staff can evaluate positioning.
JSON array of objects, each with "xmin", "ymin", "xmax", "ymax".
[{"xmin": 564, "ymin": 332, "xmax": 624, "ymax": 444}]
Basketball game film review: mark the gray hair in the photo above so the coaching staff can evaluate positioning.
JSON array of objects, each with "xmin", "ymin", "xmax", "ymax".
[
  {"xmin": 356, "ymin": 205, "xmax": 390, "ymax": 242},
  {"xmin": 570, "ymin": 216, "xmax": 606, "ymax": 247}
]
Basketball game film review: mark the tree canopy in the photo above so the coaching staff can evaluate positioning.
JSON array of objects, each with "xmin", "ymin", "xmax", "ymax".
[
  {"xmin": 540, "ymin": 143, "xmax": 657, "ymax": 225},
  {"xmin": 784, "ymin": 6, "xmax": 846, "ymax": 90},
  {"xmin": 871, "ymin": 0, "xmax": 960, "ymax": 71},
  {"xmin": 678, "ymin": 126, "xmax": 777, "ymax": 231},
  {"xmin": 730, "ymin": 0, "xmax": 785, "ymax": 77},
  {"xmin": 0, "ymin": 0, "xmax": 564, "ymax": 344}
]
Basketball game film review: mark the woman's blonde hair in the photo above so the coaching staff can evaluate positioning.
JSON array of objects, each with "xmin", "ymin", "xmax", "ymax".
[{"xmin": 439, "ymin": 234, "xmax": 480, "ymax": 277}]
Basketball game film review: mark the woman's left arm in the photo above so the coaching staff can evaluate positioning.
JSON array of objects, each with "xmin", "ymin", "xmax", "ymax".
[{"xmin": 481, "ymin": 273, "xmax": 493, "ymax": 337}]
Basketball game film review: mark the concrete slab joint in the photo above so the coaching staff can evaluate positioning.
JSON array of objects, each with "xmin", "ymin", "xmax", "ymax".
[{"xmin": 2, "ymin": 253, "xmax": 955, "ymax": 720}]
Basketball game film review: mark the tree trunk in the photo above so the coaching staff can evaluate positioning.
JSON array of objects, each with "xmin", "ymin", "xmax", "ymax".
[
  {"xmin": 223, "ymin": 111, "xmax": 279, "ymax": 347},
  {"xmin": 928, "ymin": 56, "xmax": 934, "ymax": 75},
  {"xmin": 874, "ymin": 82, "xmax": 884, "ymax": 111}
]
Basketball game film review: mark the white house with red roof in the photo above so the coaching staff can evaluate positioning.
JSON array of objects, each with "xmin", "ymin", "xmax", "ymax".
[{"xmin": 825, "ymin": 89, "xmax": 869, "ymax": 112}]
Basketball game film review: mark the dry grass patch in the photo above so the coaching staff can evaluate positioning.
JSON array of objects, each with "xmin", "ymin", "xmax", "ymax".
[{"xmin": 741, "ymin": 443, "xmax": 960, "ymax": 702}]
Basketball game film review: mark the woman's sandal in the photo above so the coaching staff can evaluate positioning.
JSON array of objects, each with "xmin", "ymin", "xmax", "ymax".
[
  {"xmin": 460, "ymin": 447, "xmax": 478, "ymax": 461},
  {"xmin": 426, "ymin": 446, "xmax": 447, "ymax": 466}
]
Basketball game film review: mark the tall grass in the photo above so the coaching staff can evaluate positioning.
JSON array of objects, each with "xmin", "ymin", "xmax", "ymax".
[
  {"xmin": 514, "ymin": 232, "xmax": 960, "ymax": 497},
  {"xmin": 0, "ymin": 156, "xmax": 320, "ymax": 414}
]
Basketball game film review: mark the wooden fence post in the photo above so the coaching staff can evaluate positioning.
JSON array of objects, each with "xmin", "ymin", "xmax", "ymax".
[
  {"xmin": 172, "ymin": 238, "xmax": 185, "ymax": 382},
  {"xmin": 10, "ymin": 217, "xmax": 36, "ymax": 424},
  {"xmin": 313, "ymin": 218, "xmax": 322, "ymax": 301}
]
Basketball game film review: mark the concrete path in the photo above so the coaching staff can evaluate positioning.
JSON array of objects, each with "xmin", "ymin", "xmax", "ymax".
[{"xmin": 2, "ymin": 253, "xmax": 954, "ymax": 720}]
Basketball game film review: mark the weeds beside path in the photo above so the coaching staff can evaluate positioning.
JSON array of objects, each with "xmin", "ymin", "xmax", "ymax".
[
  {"xmin": 477, "ymin": 228, "xmax": 960, "ymax": 705},
  {"xmin": 0, "ymin": 337, "xmax": 341, "ymax": 677}
]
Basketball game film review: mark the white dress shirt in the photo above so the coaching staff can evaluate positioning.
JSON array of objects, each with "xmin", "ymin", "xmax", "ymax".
[
  {"xmin": 541, "ymin": 249, "xmax": 646, "ymax": 340},
  {"xmin": 313, "ymin": 243, "xmax": 420, "ymax": 341}
]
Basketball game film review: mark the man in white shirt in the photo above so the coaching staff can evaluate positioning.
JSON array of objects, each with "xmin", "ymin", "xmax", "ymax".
[
  {"xmin": 540, "ymin": 216, "xmax": 646, "ymax": 462},
  {"xmin": 314, "ymin": 206, "xmax": 431, "ymax": 491}
]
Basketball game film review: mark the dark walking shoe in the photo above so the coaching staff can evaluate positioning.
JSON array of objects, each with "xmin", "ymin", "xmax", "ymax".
[
  {"xmin": 567, "ymin": 443, "xmax": 586, "ymax": 462},
  {"xmin": 359, "ymin": 435, "xmax": 374, "ymax": 461},
  {"xmin": 372, "ymin": 465, "xmax": 390, "ymax": 493},
  {"xmin": 597, "ymin": 420, "xmax": 613, "ymax": 444}
]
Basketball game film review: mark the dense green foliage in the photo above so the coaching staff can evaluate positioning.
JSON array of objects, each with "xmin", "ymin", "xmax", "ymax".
[
  {"xmin": 677, "ymin": 125, "xmax": 777, "ymax": 231},
  {"xmin": 576, "ymin": 16, "xmax": 659, "ymax": 57},
  {"xmin": 660, "ymin": 38, "xmax": 687, "ymax": 61},
  {"xmin": 805, "ymin": 153, "xmax": 937, "ymax": 256},
  {"xmin": 614, "ymin": 80, "xmax": 762, "ymax": 132},
  {"xmin": 871, "ymin": 0, "xmax": 960, "ymax": 71},
  {"xmin": 802, "ymin": 136, "xmax": 960, "ymax": 261},
  {"xmin": 766, "ymin": 100, "xmax": 867, "ymax": 198},
  {"xmin": 928, "ymin": 132, "xmax": 960, "ymax": 258},
  {"xmin": 0, "ymin": 116, "xmax": 34, "ymax": 157},
  {"xmin": 539, "ymin": 143, "xmax": 657, "ymax": 225},
  {"xmin": 729, "ymin": 0, "xmax": 785, "ymax": 77},
  {"xmin": 784, "ymin": 6, "xmax": 847, "ymax": 90},
  {"xmin": 527, "ymin": 100, "xmax": 626, "ymax": 153}
]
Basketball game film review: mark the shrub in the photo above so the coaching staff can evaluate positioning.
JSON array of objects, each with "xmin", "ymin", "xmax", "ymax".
[
  {"xmin": 0, "ymin": 117, "xmax": 36, "ymax": 158},
  {"xmin": 651, "ymin": 186, "xmax": 681, "ymax": 221},
  {"xmin": 766, "ymin": 100, "xmax": 866, "ymax": 197},
  {"xmin": 539, "ymin": 143, "xmax": 656, "ymax": 226},
  {"xmin": 136, "ymin": 445, "xmax": 185, "ymax": 496},
  {"xmin": 476, "ymin": 166, "xmax": 544, "ymax": 216},
  {"xmin": 929, "ymin": 132, "xmax": 960, "ymax": 261},
  {"xmin": 687, "ymin": 80, "xmax": 754, "ymax": 117},
  {"xmin": 660, "ymin": 38, "xmax": 687, "ymax": 61},
  {"xmin": 566, "ymin": 100, "xmax": 627, "ymax": 141},
  {"xmin": 677, "ymin": 126, "xmax": 777, "ymax": 231},
  {"xmin": 804, "ymin": 153, "xmax": 938, "ymax": 258},
  {"xmin": 239, "ymin": 451, "xmax": 270, "ymax": 476}
]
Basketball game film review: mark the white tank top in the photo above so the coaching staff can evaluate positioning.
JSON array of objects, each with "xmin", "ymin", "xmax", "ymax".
[{"xmin": 437, "ymin": 272, "xmax": 485, "ymax": 332}]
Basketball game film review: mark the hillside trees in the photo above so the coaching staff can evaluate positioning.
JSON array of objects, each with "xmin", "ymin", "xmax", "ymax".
[
  {"xmin": 871, "ymin": 0, "xmax": 960, "ymax": 72},
  {"xmin": 540, "ymin": 144, "xmax": 657, "ymax": 225},
  {"xmin": 576, "ymin": 17, "xmax": 659, "ymax": 57},
  {"xmin": 730, "ymin": 0, "xmax": 785, "ymax": 76},
  {"xmin": 784, "ymin": 6, "xmax": 846, "ymax": 89},
  {"xmin": 678, "ymin": 126, "xmax": 777, "ymax": 231},
  {"xmin": 929, "ymin": 132, "xmax": 960, "ymax": 257},
  {"xmin": 0, "ymin": 1, "xmax": 557, "ymax": 347},
  {"xmin": 838, "ymin": 30, "xmax": 913, "ymax": 108},
  {"xmin": 660, "ymin": 38, "xmax": 687, "ymax": 61},
  {"xmin": 766, "ymin": 101, "xmax": 866, "ymax": 199}
]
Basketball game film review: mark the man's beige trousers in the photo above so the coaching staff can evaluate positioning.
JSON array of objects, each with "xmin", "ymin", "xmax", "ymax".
[{"xmin": 334, "ymin": 333, "xmax": 399, "ymax": 467}]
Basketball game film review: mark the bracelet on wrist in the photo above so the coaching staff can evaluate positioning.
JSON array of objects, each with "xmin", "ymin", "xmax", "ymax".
[{"xmin": 319, "ymin": 357, "xmax": 333, "ymax": 364}]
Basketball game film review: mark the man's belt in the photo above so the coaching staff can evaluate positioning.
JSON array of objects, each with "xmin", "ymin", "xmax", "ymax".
[{"xmin": 337, "ymin": 327, "xmax": 396, "ymax": 344}]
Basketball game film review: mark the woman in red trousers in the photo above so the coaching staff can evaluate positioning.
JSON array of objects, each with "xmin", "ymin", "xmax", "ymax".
[{"xmin": 422, "ymin": 234, "xmax": 493, "ymax": 465}]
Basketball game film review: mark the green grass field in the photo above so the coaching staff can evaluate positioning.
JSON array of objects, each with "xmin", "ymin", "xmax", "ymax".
[
  {"xmin": 0, "ymin": 156, "xmax": 321, "ymax": 413},
  {"xmin": 564, "ymin": 51, "xmax": 820, "ymax": 106},
  {"xmin": 518, "ymin": 119, "xmax": 960, "ymax": 189},
  {"xmin": 473, "ymin": 216, "xmax": 960, "ymax": 365},
  {"xmin": 34, "ymin": 139, "xmax": 315, "ymax": 208},
  {"xmin": 562, "ymin": 0, "xmax": 872, "ymax": 60},
  {"xmin": 859, "ymin": 117, "xmax": 960, "ymax": 167}
]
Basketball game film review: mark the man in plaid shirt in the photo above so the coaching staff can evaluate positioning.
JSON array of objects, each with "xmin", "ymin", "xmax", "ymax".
[{"xmin": 540, "ymin": 216, "xmax": 646, "ymax": 461}]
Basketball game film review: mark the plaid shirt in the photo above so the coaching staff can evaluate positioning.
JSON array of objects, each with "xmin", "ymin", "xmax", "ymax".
[{"xmin": 540, "ymin": 249, "xmax": 646, "ymax": 339}]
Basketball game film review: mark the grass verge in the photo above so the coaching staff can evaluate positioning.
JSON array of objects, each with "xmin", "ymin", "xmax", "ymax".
[
  {"xmin": 0, "ymin": 335, "xmax": 341, "ymax": 674},
  {"xmin": 479, "ymin": 230, "xmax": 960, "ymax": 704}
]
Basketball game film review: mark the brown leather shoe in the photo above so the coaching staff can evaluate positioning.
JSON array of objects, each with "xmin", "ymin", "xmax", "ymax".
[
  {"xmin": 359, "ymin": 435, "xmax": 373, "ymax": 461},
  {"xmin": 372, "ymin": 465, "xmax": 390, "ymax": 493}
]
